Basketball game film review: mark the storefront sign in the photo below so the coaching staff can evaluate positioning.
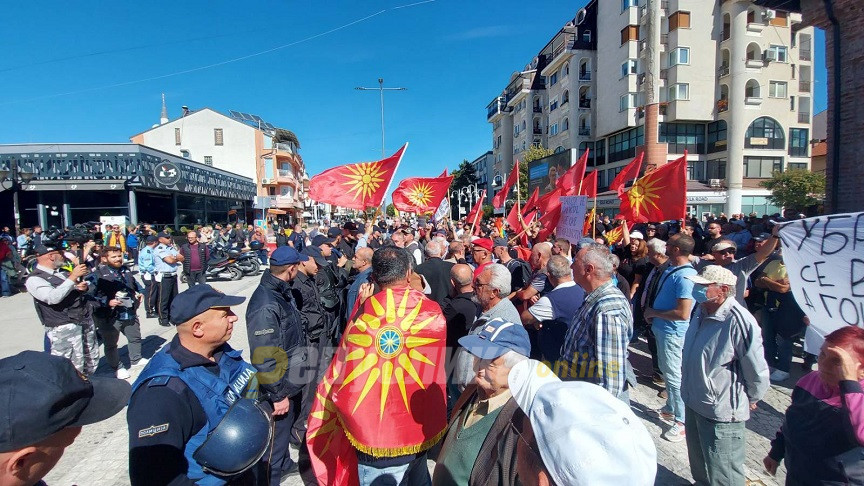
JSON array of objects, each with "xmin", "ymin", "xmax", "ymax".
[{"xmin": 153, "ymin": 161, "xmax": 181, "ymax": 186}]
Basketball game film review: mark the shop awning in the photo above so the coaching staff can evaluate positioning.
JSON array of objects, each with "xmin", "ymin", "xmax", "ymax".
[{"xmin": 267, "ymin": 209, "xmax": 287, "ymax": 215}]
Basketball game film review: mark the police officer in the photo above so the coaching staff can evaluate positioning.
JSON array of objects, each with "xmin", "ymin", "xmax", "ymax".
[
  {"xmin": 25, "ymin": 244, "xmax": 99, "ymax": 376},
  {"xmin": 128, "ymin": 285, "xmax": 263, "ymax": 485},
  {"xmin": 138, "ymin": 235, "xmax": 159, "ymax": 318},
  {"xmin": 154, "ymin": 232, "xmax": 184, "ymax": 326},
  {"xmin": 246, "ymin": 246, "xmax": 308, "ymax": 483}
]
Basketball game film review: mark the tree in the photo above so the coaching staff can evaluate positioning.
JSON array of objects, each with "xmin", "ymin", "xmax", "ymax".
[
  {"xmin": 386, "ymin": 203, "xmax": 396, "ymax": 217},
  {"xmin": 450, "ymin": 159, "xmax": 479, "ymax": 191},
  {"xmin": 760, "ymin": 169, "xmax": 826, "ymax": 212},
  {"xmin": 520, "ymin": 145, "xmax": 553, "ymax": 200},
  {"xmin": 482, "ymin": 205, "xmax": 494, "ymax": 219}
]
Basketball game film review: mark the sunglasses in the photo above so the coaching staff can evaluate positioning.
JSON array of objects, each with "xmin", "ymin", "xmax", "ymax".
[{"xmin": 714, "ymin": 248, "xmax": 736, "ymax": 255}]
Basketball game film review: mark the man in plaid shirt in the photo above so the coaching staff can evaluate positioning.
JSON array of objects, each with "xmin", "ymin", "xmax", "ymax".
[{"xmin": 560, "ymin": 243, "xmax": 634, "ymax": 403}]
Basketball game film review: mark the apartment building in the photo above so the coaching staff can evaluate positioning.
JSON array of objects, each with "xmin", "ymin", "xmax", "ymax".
[
  {"xmin": 131, "ymin": 100, "xmax": 308, "ymax": 223},
  {"xmin": 487, "ymin": 0, "xmax": 814, "ymax": 218},
  {"xmin": 471, "ymin": 151, "xmax": 495, "ymax": 205}
]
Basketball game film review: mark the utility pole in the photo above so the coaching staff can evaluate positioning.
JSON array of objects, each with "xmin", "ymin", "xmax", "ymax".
[{"xmin": 355, "ymin": 78, "xmax": 407, "ymax": 157}]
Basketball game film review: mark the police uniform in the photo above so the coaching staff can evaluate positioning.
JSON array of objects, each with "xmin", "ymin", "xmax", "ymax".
[
  {"xmin": 137, "ymin": 239, "xmax": 158, "ymax": 317},
  {"xmin": 154, "ymin": 238, "xmax": 181, "ymax": 326},
  {"xmin": 127, "ymin": 285, "xmax": 262, "ymax": 485}
]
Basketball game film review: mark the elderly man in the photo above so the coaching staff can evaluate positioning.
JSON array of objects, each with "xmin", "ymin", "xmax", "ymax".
[
  {"xmin": 444, "ymin": 240, "xmax": 466, "ymax": 264},
  {"xmin": 416, "ymin": 239, "xmax": 455, "ymax": 305},
  {"xmin": 513, "ymin": 242, "xmax": 553, "ymax": 303},
  {"xmin": 346, "ymin": 247, "xmax": 374, "ymax": 320},
  {"xmin": 403, "ymin": 227, "xmax": 423, "ymax": 265},
  {"xmin": 683, "ymin": 265, "xmax": 770, "ymax": 485},
  {"xmin": 179, "ymin": 231, "xmax": 209, "ymax": 287},
  {"xmin": 521, "ymin": 255, "xmax": 585, "ymax": 366},
  {"xmin": 433, "ymin": 318, "xmax": 531, "ymax": 486},
  {"xmin": 442, "ymin": 264, "xmax": 480, "ymax": 354},
  {"xmin": 508, "ymin": 360, "xmax": 656, "ymax": 486},
  {"xmin": 470, "ymin": 238, "xmax": 494, "ymax": 273},
  {"xmin": 561, "ymin": 244, "xmax": 634, "ymax": 402},
  {"xmin": 0, "ymin": 351, "xmax": 130, "ymax": 486},
  {"xmin": 695, "ymin": 226, "xmax": 779, "ymax": 306}
]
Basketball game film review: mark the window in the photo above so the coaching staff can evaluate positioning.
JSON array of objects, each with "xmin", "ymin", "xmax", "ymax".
[
  {"xmin": 579, "ymin": 141, "xmax": 596, "ymax": 166},
  {"xmin": 687, "ymin": 160, "xmax": 705, "ymax": 181},
  {"xmin": 550, "ymin": 98, "xmax": 559, "ymax": 112},
  {"xmin": 549, "ymin": 71, "xmax": 558, "ymax": 86},
  {"xmin": 659, "ymin": 123, "xmax": 705, "ymax": 154},
  {"xmin": 669, "ymin": 11, "xmax": 691, "ymax": 30},
  {"xmin": 668, "ymin": 83, "xmax": 690, "ymax": 101},
  {"xmin": 550, "ymin": 123, "xmax": 559, "ymax": 136},
  {"xmin": 789, "ymin": 128, "xmax": 809, "ymax": 157},
  {"xmin": 214, "ymin": 128, "xmax": 224, "ymax": 146},
  {"xmin": 706, "ymin": 158, "xmax": 727, "ymax": 180},
  {"xmin": 767, "ymin": 45, "xmax": 788, "ymax": 63},
  {"xmin": 621, "ymin": 0, "xmax": 638, "ymax": 12},
  {"xmin": 668, "ymin": 47, "xmax": 690, "ymax": 66},
  {"xmin": 562, "ymin": 118, "xmax": 569, "ymax": 131},
  {"xmin": 746, "ymin": 117, "xmax": 785, "ymax": 149},
  {"xmin": 608, "ymin": 126, "xmax": 644, "ymax": 162},
  {"xmin": 743, "ymin": 156, "xmax": 783, "ymax": 178},
  {"xmin": 582, "ymin": 30, "xmax": 591, "ymax": 43},
  {"xmin": 788, "ymin": 162, "xmax": 808, "ymax": 170},
  {"xmin": 563, "ymin": 64, "xmax": 569, "ymax": 77},
  {"xmin": 203, "ymin": 156, "xmax": 213, "ymax": 166},
  {"xmin": 619, "ymin": 93, "xmax": 637, "ymax": 112},
  {"xmin": 741, "ymin": 196, "xmax": 782, "ymax": 216},
  {"xmin": 180, "ymin": 149, "xmax": 190, "ymax": 158},
  {"xmin": 707, "ymin": 120, "xmax": 727, "ymax": 153},
  {"xmin": 174, "ymin": 128, "xmax": 181, "ymax": 146},
  {"xmin": 621, "ymin": 25, "xmax": 639, "ymax": 45},
  {"xmin": 769, "ymin": 81, "xmax": 787, "ymax": 98},
  {"xmin": 621, "ymin": 59, "xmax": 638, "ymax": 78},
  {"xmin": 562, "ymin": 90, "xmax": 570, "ymax": 104}
]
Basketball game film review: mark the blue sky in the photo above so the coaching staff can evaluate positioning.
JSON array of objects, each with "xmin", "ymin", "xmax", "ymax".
[{"xmin": 0, "ymin": 0, "xmax": 826, "ymax": 179}]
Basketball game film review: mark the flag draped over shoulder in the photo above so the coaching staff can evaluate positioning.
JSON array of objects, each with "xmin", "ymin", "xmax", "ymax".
[
  {"xmin": 492, "ymin": 160, "xmax": 519, "ymax": 209},
  {"xmin": 392, "ymin": 174, "xmax": 453, "ymax": 214},
  {"xmin": 306, "ymin": 287, "xmax": 448, "ymax": 485},
  {"xmin": 609, "ymin": 152, "xmax": 644, "ymax": 195},
  {"xmin": 309, "ymin": 144, "xmax": 406, "ymax": 210},
  {"xmin": 617, "ymin": 153, "xmax": 687, "ymax": 223}
]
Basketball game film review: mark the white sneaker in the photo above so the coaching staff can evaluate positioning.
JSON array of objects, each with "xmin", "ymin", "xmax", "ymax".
[
  {"xmin": 116, "ymin": 366, "xmax": 131, "ymax": 380},
  {"xmin": 663, "ymin": 422, "xmax": 686, "ymax": 442},
  {"xmin": 770, "ymin": 369, "xmax": 790, "ymax": 382},
  {"xmin": 132, "ymin": 358, "xmax": 149, "ymax": 368}
]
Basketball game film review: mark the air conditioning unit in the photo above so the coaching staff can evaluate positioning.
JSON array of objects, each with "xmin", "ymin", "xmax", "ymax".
[
  {"xmin": 763, "ymin": 50, "xmax": 777, "ymax": 62},
  {"xmin": 261, "ymin": 178, "xmax": 271, "ymax": 185},
  {"xmin": 709, "ymin": 179, "xmax": 723, "ymax": 188},
  {"xmin": 763, "ymin": 9, "xmax": 776, "ymax": 20}
]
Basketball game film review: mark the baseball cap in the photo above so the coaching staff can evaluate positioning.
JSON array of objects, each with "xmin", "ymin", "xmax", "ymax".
[
  {"xmin": 508, "ymin": 360, "xmax": 657, "ymax": 486},
  {"xmin": 471, "ymin": 238, "xmax": 493, "ymax": 252},
  {"xmin": 629, "ymin": 231, "xmax": 644, "ymax": 240},
  {"xmin": 492, "ymin": 237, "xmax": 509, "ymax": 248},
  {"xmin": 169, "ymin": 284, "xmax": 246, "ymax": 325},
  {"xmin": 0, "ymin": 351, "xmax": 131, "ymax": 453},
  {"xmin": 33, "ymin": 244, "xmax": 61, "ymax": 256},
  {"xmin": 711, "ymin": 240, "xmax": 737, "ymax": 252},
  {"xmin": 686, "ymin": 264, "xmax": 737, "ymax": 287},
  {"xmin": 327, "ymin": 227, "xmax": 342, "ymax": 238},
  {"xmin": 301, "ymin": 246, "xmax": 328, "ymax": 267},
  {"xmin": 156, "ymin": 232, "xmax": 171, "ymax": 239},
  {"xmin": 269, "ymin": 246, "xmax": 309, "ymax": 266},
  {"xmin": 458, "ymin": 318, "xmax": 531, "ymax": 360},
  {"xmin": 342, "ymin": 221, "xmax": 358, "ymax": 232},
  {"xmin": 752, "ymin": 232, "xmax": 772, "ymax": 242},
  {"xmin": 145, "ymin": 235, "xmax": 159, "ymax": 243}
]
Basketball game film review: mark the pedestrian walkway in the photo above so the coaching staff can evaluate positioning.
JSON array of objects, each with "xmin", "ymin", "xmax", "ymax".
[{"xmin": 0, "ymin": 276, "xmax": 800, "ymax": 485}]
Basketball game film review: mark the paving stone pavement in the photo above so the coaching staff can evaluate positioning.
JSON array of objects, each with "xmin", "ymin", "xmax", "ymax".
[{"xmin": 0, "ymin": 276, "xmax": 805, "ymax": 485}]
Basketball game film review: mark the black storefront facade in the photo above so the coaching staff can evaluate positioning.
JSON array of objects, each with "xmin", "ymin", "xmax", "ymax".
[{"xmin": 0, "ymin": 144, "xmax": 256, "ymax": 231}]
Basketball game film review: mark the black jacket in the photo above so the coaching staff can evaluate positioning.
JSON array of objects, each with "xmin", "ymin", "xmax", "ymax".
[
  {"xmin": 179, "ymin": 242, "xmax": 209, "ymax": 275},
  {"xmin": 245, "ymin": 271, "xmax": 308, "ymax": 402},
  {"xmin": 415, "ymin": 257, "xmax": 454, "ymax": 305},
  {"xmin": 290, "ymin": 271, "xmax": 328, "ymax": 342},
  {"xmin": 441, "ymin": 292, "xmax": 479, "ymax": 351},
  {"xmin": 91, "ymin": 264, "xmax": 141, "ymax": 319}
]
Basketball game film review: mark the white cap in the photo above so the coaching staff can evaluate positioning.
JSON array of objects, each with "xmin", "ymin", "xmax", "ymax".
[
  {"xmin": 686, "ymin": 264, "xmax": 737, "ymax": 287},
  {"xmin": 508, "ymin": 360, "xmax": 657, "ymax": 486},
  {"xmin": 629, "ymin": 231, "xmax": 644, "ymax": 240}
]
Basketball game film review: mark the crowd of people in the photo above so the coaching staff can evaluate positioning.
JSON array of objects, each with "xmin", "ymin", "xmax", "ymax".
[{"xmin": 0, "ymin": 209, "xmax": 862, "ymax": 485}]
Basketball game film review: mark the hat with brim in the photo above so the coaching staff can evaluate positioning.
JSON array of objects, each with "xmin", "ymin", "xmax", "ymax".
[
  {"xmin": 629, "ymin": 231, "xmax": 644, "ymax": 240},
  {"xmin": 686, "ymin": 264, "xmax": 737, "ymax": 287},
  {"xmin": 458, "ymin": 318, "xmax": 530, "ymax": 360},
  {"xmin": 711, "ymin": 241, "xmax": 737, "ymax": 252},
  {"xmin": 302, "ymin": 247, "xmax": 329, "ymax": 267},
  {"xmin": 169, "ymin": 284, "xmax": 246, "ymax": 325},
  {"xmin": 33, "ymin": 245, "xmax": 61, "ymax": 256}
]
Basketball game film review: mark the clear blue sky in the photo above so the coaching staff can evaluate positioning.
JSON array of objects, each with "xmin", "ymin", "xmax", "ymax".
[{"xmin": 0, "ymin": 0, "xmax": 826, "ymax": 179}]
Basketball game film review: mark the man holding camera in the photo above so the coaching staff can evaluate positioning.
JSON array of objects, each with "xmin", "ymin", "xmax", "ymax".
[
  {"xmin": 154, "ymin": 232, "xmax": 184, "ymax": 327},
  {"xmin": 25, "ymin": 244, "xmax": 99, "ymax": 376}
]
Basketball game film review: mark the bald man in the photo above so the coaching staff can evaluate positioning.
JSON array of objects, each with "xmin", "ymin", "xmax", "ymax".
[
  {"xmin": 513, "ymin": 241, "xmax": 553, "ymax": 303},
  {"xmin": 346, "ymin": 247, "xmax": 374, "ymax": 321}
]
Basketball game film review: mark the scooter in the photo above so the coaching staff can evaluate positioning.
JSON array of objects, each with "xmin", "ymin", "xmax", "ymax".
[
  {"xmin": 181, "ymin": 253, "xmax": 243, "ymax": 283},
  {"xmin": 211, "ymin": 245, "xmax": 260, "ymax": 276}
]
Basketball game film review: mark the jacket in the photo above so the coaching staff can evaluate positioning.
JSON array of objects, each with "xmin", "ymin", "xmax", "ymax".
[
  {"xmin": 179, "ymin": 242, "xmax": 210, "ymax": 275},
  {"xmin": 681, "ymin": 296, "xmax": 770, "ymax": 422},
  {"xmin": 290, "ymin": 271, "xmax": 327, "ymax": 342},
  {"xmin": 245, "ymin": 271, "xmax": 308, "ymax": 402},
  {"xmin": 415, "ymin": 257, "xmax": 455, "ymax": 305},
  {"xmin": 91, "ymin": 264, "xmax": 141, "ymax": 319}
]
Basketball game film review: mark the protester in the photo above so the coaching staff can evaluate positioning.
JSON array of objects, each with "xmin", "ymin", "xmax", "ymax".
[
  {"xmin": 695, "ymin": 226, "xmax": 778, "ymax": 306},
  {"xmin": 637, "ymin": 238, "xmax": 670, "ymax": 387},
  {"xmin": 179, "ymin": 230, "xmax": 209, "ymax": 287},
  {"xmin": 415, "ymin": 239, "xmax": 454, "ymax": 305},
  {"xmin": 345, "ymin": 247, "xmax": 374, "ymax": 320},
  {"xmin": 513, "ymin": 242, "xmax": 552, "ymax": 303}
]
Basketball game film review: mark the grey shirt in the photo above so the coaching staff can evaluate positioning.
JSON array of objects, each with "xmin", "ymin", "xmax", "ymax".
[{"xmin": 453, "ymin": 298, "xmax": 522, "ymax": 390}]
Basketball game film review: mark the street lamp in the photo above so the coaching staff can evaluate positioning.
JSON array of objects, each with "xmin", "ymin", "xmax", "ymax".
[
  {"xmin": 0, "ymin": 161, "xmax": 37, "ymax": 234},
  {"xmin": 355, "ymin": 78, "xmax": 407, "ymax": 158},
  {"xmin": 453, "ymin": 184, "xmax": 479, "ymax": 219}
]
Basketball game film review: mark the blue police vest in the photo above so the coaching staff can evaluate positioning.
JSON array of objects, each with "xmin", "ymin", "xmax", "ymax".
[
  {"xmin": 539, "ymin": 284, "xmax": 585, "ymax": 363},
  {"xmin": 131, "ymin": 345, "xmax": 258, "ymax": 485}
]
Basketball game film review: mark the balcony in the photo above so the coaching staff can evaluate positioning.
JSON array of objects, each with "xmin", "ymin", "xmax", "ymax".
[
  {"xmin": 799, "ymin": 48, "xmax": 812, "ymax": 61},
  {"xmin": 717, "ymin": 99, "xmax": 729, "ymax": 112},
  {"xmin": 660, "ymin": 34, "xmax": 668, "ymax": 45},
  {"xmin": 533, "ymin": 128, "xmax": 543, "ymax": 135},
  {"xmin": 533, "ymin": 105, "xmax": 542, "ymax": 113},
  {"xmin": 487, "ymin": 96, "xmax": 507, "ymax": 121},
  {"xmin": 746, "ymin": 58, "xmax": 764, "ymax": 69},
  {"xmin": 505, "ymin": 78, "xmax": 532, "ymax": 107},
  {"xmin": 799, "ymin": 80, "xmax": 811, "ymax": 92},
  {"xmin": 718, "ymin": 66, "xmax": 730, "ymax": 77},
  {"xmin": 578, "ymin": 71, "xmax": 591, "ymax": 81},
  {"xmin": 541, "ymin": 34, "xmax": 576, "ymax": 76},
  {"xmin": 274, "ymin": 195, "xmax": 295, "ymax": 208},
  {"xmin": 798, "ymin": 112, "xmax": 810, "ymax": 123},
  {"xmin": 745, "ymin": 96, "xmax": 763, "ymax": 106},
  {"xmin": 277, "ymin": 169, "xmax": 296, "ymax": 183},
  {"xmin": 579, "ymin": 127, "xmax": 591, "ymax": 136},
  {"xmin": 274, "ymin": 142, "xmax": 294, "ymax": 154},
  {"xmin": 579, "ymin": 99, "xmax": 592, "ymax": 109}
]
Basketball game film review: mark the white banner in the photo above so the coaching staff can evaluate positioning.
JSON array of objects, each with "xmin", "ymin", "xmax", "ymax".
[
  {"xmin": 556, "ymin": 196, "xmax": 588, "ymax": 244},
  {"xmin": 779, "ymin": 212, "xmax": 864, "ymax": 351},
  {"xmin": 433, "ymin": 196, "xmax": 450, "ymax": 222}
]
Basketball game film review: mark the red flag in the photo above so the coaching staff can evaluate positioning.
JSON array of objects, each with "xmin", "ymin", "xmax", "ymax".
[
  {"xmin": 392, "ymin": 175, "xmax": 453, "ymax": 214},
  {"xmin": 604, "ymin": 224, "xmax": 627, "ymax": 245},
  {"xmin": 555, "ymin": 148, "xmax": 589, "ymax": 193},
  {"xmin": 617, "ymin": 153, "xmax": 688, "ymax": 223},
  {"xmin": 536, "ymin": 188, "xmax": 563, "ymax": 214},
  {"xmin": 505, "ymin": 201, "xmax": 523, "ymax": 233},
  {"xmin": 492, "ymin": 160, "xmax": 519, "ymax": 209},
  {"xmin": 310, "ymin": 144, "xmax": 406, "ymax": 210},
  {"xmin": 307, "ymin": 287, "xmax": 448, "ymax": 485},
  {"xmin": 583, "ymin": 206, "xmax": 596, "ymax": 236},
  {"xmin": 465, "ymin": 189, "xmax": 486, "ymax": 225},
  {"xmin": 520, "ymin": 211, "xmax": 537, "ymax": 247},
  {"xmin": 536, "ymin": 205, "xmax": 561, "ymax": 242},
  {"xmin": 521, "ymin": 187, "xmax": 539, "ymax": 217},
  {"xmin": 579, "ymin": 170, "xmax": 598, "ymax": 199},
  {"xmin": 439, "ymin": 169, "xmax": 448, "ymax": 177},
  {"xmin": 609, "ymin": 152, "xmax": 644, "ymax": 195}
]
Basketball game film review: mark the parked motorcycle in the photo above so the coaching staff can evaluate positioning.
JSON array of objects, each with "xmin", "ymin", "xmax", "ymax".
[
  {"xmin": 180, "ymin": 253, "xmax": 243, "ymax": 283},
  {"xmin": 211, "ymin": 244, "xmax": 260, "ymax": 276}
]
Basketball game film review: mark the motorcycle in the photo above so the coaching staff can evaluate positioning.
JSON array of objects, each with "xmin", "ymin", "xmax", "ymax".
[
  {"xmin": 211, "ymin": 245, "xmax": 260, "ymax": 276},
  {"xmin": 180, "ymin": 252, "xmax": 243, "ymax": 283}
]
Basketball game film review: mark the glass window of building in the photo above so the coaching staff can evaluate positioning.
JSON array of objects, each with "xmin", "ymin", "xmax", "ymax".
[
  {"xmin": 203, "ymin": 156, "xmax": 213, "ymax": 166},
  {"xmin": 741, "ymin": 196, "xmax": 782, "ymax": 216},
  {"xmin": 787, "ymin": 162, "xmax": 808, "ymax": 170},
  {"xmin": 668, "ymin": 83, "xmax": 690, "ymax": 101},
  {"xmin": 707, "ymin": 120, "xmax": 728, "ymax": 153},
  {"xmin": 619, "ymin": 93, "xmax": 637, "ymax": 112},
  {"xmin": 174, "ymin": 128, "xmax": 181, "ymax": 146},
  {"xmin": 769, "ymin": 81, "xmax": 788, "ymax": 98},
  {"xmin": 621, "ymin": 59, "xmax": 638, "ymax": 78},
  {"xmin": 214, "ymin": 128, "xmax": 224, "ymax": 146},
  {"xmin": 659, "ymin": 123, "xmax": 705, "ymax": 154},
  {"xmin": 767, "ymin": 45, "xmax": 788, "ymax": 62},
  {"xmin": 746, "ymin": 117, "xmax": 785, "ymax": 149},
  {"xmin": 687, "ymin": 160, "xmax": 705, "ymax": 181},
  {"xmin": 743, "ymin": 156, "xmax": 783, "ymax": 178},
  {"xmin": 668, "ymin": 47, "xmax": 690, "ymax": 66},
  {"xmin": 608, "ymin": 126, "xmax": 644, "ymax": 162},
  {"xmin": 621, "ymin": 0, "xmax": 638, "ymax": 12},
  {"xmin": 706, "ymin": 158, "xmax": 727, "ymax": 180},
  {"xmin": 789, "ymin": 128, "xmax": 809, "ymax": 157}
]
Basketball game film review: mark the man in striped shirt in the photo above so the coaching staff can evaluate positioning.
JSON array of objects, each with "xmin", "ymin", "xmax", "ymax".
[{"xmin": 560, "ymin": 243, "xmax": 634, "ymax": 403}]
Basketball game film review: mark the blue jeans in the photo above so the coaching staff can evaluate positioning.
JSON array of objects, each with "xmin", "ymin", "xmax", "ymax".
[
  {"xmin": 654, "ymin": 328, "xmax": 685, "ymax": 423},
  {"xmin": 0, "ymin": 268, "xmax": 10, "ymax": 296},
  {"xmin": 685, "ymin": 407, "xmax": 746, "ymax": 486},
  {"xmin": 357, "ymin": 453, "xmax": 430, "ymax": 486}
]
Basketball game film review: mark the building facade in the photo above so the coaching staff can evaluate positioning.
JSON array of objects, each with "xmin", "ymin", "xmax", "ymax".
[
  {"xmin": 487, "ymin": 0, "xmax": 814, "ymax": 218},
  {"xmin": 130, "ymin": 104, "xmax": 307, "ymax": 223},
  {"xmin": 471, "ymin": 151, "xmax": 494, "ymax": 205}
]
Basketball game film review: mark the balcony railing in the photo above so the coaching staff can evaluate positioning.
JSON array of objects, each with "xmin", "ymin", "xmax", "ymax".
[
  {"xmin": 274, "ymin": 143, "xmax": 294, "ymax": 154},
  {"xmin": 579, "ymin": 128, "xmax": 591, "ymax": 136},
  {"xmin": 551, "ymin": 34, "xmax": 575, "ymax": 59},
  {"xmin": 579, "ymin": 99, "xmax": 592, "ymax": 109},
  {"xmin": 799, "ymin": 48, "xmax": 811, "ymax": 61},
  {"xmin": 718, "ymin": 66, "xmax": 730, "ymax": 77},
  {"xmin": 277, "ymin": 169, "xmax": 295, "ymax": 180},
  {"xmin": 533, "ymin": 128, "xmax": 543, "ymax": 135},
  {"xmin": 533, "ymin": 105, "xmax": 542, "ymax": 113},
  {"xmin": 798, "ymin": 112, "xmax": 810, "ymax": 123},
  {"xmin": 799, "ymin": 80, "xmax": 811, "ymax": 92},
  {"xmin": 487, "ymin": 96, "xmax": 506, "ymax": 120},
  {"xmin": 579, "ymin": 71, "xmax": 591, "ymax": 81}
]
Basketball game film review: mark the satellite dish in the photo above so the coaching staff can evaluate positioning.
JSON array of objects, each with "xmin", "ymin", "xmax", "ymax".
[
  {"xmin": 576, "ymin": 8, "xmax": 587, "ymax": 25},
  {"xmin": 530, "ymin": 57, "xmax": 539, "ymax": 69}
]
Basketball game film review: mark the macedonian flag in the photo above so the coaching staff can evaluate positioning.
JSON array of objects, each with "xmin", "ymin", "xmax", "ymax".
[
  {"xmin": 391, "ymin": 174, "xmax": 453, "ymax": 214},
  {"xmin": 617, "ymin": 153, "xmax": 687, "ymax": 223},
  {"xmin": 309, "ymin": 144, "xmax": 407, "ymax": 210},
  {"xmin": 306, "ymin": 287, "xmax": 448, "ymax": 485}
]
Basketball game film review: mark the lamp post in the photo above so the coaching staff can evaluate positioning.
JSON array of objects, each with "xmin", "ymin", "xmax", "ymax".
[
  {"xmin": 454, "ymin": 184, "xmax": 479, "ymax": 219},
  {"xmin": 0, "ymin": 161, "xmax": 37, "ymax": 235},
  {"xmin": 355, "ymin": 78, "xmax": 407, "ymax": 158}
]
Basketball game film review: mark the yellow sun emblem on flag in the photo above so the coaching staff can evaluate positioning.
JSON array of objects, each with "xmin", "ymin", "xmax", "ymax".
[
  {"xmin": 342, "ymin": 162, "xmax": 387, "ymax": 201},
  {"xmin": 627, "ymin": 176, "xmax": 664, "ymax": 218},
  {"xmin": 406, "ymin": 182, "xmax": 434, "ymax": 207},
  {"xmin": 341, "ymin": 289, "xmax": 439, "ymax": 418}
]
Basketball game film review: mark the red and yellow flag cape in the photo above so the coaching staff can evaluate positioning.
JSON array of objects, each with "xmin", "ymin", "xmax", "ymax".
[{"xmin": 306, "ymin": 287, "xmax": 448, "ymax": 485}]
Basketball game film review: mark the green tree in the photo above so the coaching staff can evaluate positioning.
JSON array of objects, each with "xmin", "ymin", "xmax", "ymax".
[
  {"xmin": 520, "ymin": 145, "xmax": 553, "ymax": 200},
  {"xmin": 482, "ymin": 205, "xmax": 494, "ymax": 219},
  {"xmin": 450, "ymin": 159, "xmax": 479, "ymax": 191},
  {"xmin": 386, "ymin": 203, "xmax": 396, "ymax": 217},
  {"xmin": 760, "ymin": 169, "xmax": 826, "ymax": 212}
]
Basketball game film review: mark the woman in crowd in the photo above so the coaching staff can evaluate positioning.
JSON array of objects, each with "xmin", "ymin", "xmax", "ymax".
[
  {"xmin": 763, "ymin": 325, "xmax": 864, "ymax": 484},
  {"xmin": 615, "ymin": 226, "xmax": 651, "ymax": 301}
]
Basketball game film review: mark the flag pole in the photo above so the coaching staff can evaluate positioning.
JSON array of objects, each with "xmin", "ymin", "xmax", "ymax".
[
  {"xmin": 470, "ymin": 189, "xmax": 485, "ymax": 234},
  {"xmin": 381, "ymin": 142, "xmax": 408, "ymax": 214}
]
